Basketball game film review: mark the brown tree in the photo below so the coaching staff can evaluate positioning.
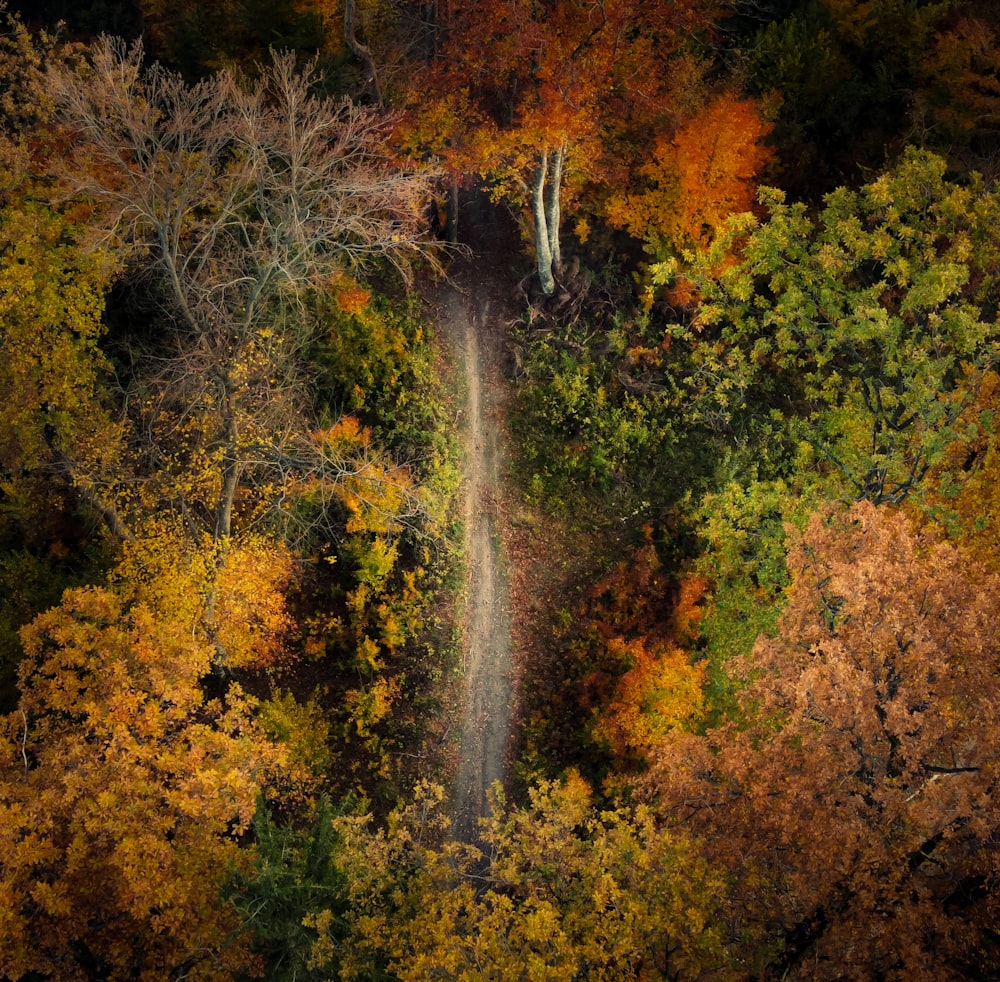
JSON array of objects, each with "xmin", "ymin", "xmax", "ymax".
[{"xmin": 648, "ymin": 501, "xmax": 1000, "ymax": 979}]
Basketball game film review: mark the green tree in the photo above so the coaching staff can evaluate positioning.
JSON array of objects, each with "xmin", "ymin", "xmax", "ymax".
[
  {"xmin": 660, "ymin": 147, "xmax": 1000, "ymax": 506},
  {"xmin": 227, "ymin": 796, "xmax": 349, "ymax": 982}
]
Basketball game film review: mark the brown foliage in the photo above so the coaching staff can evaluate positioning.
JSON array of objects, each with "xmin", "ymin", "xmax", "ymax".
[{"xmin": 647, "ymin": 501, "xmax": 1000, "ymax": 979}]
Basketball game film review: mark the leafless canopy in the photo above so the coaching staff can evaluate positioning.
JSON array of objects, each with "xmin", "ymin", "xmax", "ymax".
[{"xmin": 46, "ymin": 38, "xmax": 440, "ymax": 545}]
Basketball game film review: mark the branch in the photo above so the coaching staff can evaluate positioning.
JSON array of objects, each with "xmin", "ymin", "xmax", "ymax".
[
  {"xmin": 19, "ymin": 707, "xmax": 29, "ymax": 780},
  {"xmin": 344, "ymin": 0, "xmax": 383, "ymax": 106}
]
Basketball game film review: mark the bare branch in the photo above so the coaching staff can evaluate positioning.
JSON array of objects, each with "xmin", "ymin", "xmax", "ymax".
[{"xmin": 45, "ymin": 38, "xmax": 441, "ymax": 551}]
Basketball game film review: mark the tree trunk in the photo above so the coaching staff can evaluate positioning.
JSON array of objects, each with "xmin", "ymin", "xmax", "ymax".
[
  {"xmin": 546, "ymin": 143, "xmax": 564, "ymax": 276},
  {"xmin": 214, "ymin": 389, "xmax": 240, "ymax": 543},
  {"xmin": 446, "ymin": 177, "xmax": 460, "ymax": 245},
  {"xmin": 532, "ymin": 151, "xmax": 556, "ymax": 295},
  {"xmin": 344, "ymin": 0, "xmax": 383, "ymax": 106}
]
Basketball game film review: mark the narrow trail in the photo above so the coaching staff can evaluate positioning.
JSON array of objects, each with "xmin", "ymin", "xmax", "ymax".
[
  {"xmin": 440, "ymin": 195, "xmax": 519, "ymax": 843},
  {"xmin": 447, "ymin": 288, "xmax": 514, "ymax": 843}
]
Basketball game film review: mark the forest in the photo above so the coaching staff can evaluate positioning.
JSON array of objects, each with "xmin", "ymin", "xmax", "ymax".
[{"xmin": 2, "ymin": 0, "xmax": 1000, "ymax": 979}]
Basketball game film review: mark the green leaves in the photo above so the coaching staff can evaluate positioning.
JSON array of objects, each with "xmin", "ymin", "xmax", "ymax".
[
  {"xmin": 227, "ymin": 796, "xmax": 349, "ymax": 982},
  {"xmin": 668, "ymin": 148, "xmax": 1000, "ymax": 505}
]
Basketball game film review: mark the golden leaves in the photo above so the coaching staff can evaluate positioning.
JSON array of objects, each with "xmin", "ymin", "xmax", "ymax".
[
  {"xmin": 594, "ymin": 638, "xmax": 707, "ymax": 759},
  {"xmin": 2, "ymin": 585, "xmax": 285, "ymax": 980},
  {"xmin": 0, "ymin": 201, "xmax": 119, "ymax": 473},
  {"xmin": 330, "ymin": 772, "xmax": 733, "ymax": 980}
]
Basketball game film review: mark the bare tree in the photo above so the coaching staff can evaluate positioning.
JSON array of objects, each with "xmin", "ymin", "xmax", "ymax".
[
  {"xmin": 45, "ymin": 39, "xmax": 441, "ymax": 668},
  {"xmin": 47, "ymin": 37, "xmax": 440, "ymax": 547}
]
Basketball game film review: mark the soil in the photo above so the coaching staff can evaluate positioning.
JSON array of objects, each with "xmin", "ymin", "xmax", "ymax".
[{"xmin": 431, "ymin": 192, "xmax": 522, "ymax": 843}]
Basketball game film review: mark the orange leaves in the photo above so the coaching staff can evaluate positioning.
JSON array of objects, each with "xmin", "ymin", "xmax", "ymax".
[
  {"xmin": 673, "ymin": 95, "xmax": 774, "ymax": 244},
  {"xmin": 573, "ymin": 540, "xmax": 709, "ymax": 764},
  {"xmin": 329, "ymin": 272, "xmax": 372, "ymax": 315},
  {"xmin": 112, "ymin": 525, "xmax": 298, "ymax": 672},
  {"xmin": 213, "ymin": 537, "xmax": 297, "ymax": 670},
  {"xmin": 310, "ymin": 417, "xmax": 417, "ymax": 537},
  {"xmin": 406, "ymin": 0, "xmax": 723, "ymax": 213},
  {"xmin": 609, "ymin": 93, "xmax": 773, "ymax": 256},
  {"xmin": 594, "ymin": 637, "xmax": 706, "ymax": 759},
  {"xmin": 672, "ymin": 574, "xmax": 711, "ymax": 644},
  {"xmin": 312, "ymin": 414, "xmax": 368, "ymax": 453}
]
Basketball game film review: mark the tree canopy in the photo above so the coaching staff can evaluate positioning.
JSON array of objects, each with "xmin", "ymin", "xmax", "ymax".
[{"xmin": 3, "ymin": 3, "xmax": 1000, "ymax": 980}]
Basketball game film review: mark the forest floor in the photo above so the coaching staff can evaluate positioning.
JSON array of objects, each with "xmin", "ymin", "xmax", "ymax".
[
  {"xmin": 430, "ymin": 193, "xmax": 522, "ymax": 843},
  {"xmin": 441, "ymin": 283, "xmax": 514, "ymax": 842},
  {"xmin": 428, "ymin": 194, "xmax": 624, "ymax": 839}
]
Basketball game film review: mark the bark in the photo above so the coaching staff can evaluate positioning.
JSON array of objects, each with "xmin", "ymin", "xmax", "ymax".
[
  {"xmin": 214, "ymin": 454, "xmax": 239, "ymax": 543},
  {"xmin": 532, "ymin": 151, "xmax": 556, "ymax": 296},
  {"xmin": 446, "ymin": 177, "xmax": 459, "ymax": 245},
  {"xmin": 344, "ymin": 0, "xmax": 383, "ymax": 106},
  {"xmin": 546, "ymin": 143, "xmax": 564, "ymax": 276},
  {"xmin": 73, "ymin": 474, "xmax": 135, "ymax": 544}
]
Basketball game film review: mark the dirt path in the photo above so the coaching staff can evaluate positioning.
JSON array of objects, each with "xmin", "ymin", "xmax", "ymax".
[{"xmin": 445, "ymin": 281, "xmax": 515, "ymax": 843}]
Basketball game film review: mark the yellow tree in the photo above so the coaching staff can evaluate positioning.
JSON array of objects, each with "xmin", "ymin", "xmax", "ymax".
[
  {"xmin": 0, "ymin": 202, "xmax": 122, "ymax": 508},
  {"xmin": 0, "ymin": 586, "xmax": 285, "ymax": 980},
  {"xmin": 323, "ymin": 776, "xmax": 733, "ymax": 980},
  {"xmin": 0, "ymin": 11, "xmax": 120, "ymax": 501},
  {"xmin": 44, "ymin": 38, "xmax": 437, "ymax": 667}
]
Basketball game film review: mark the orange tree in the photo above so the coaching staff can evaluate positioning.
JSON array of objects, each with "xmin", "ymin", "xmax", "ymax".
[
  {"xmin": 400, "ymin": 0, "xmax": 724, "ymax": 294},
  {"xmin": 606, "ymin": 92, "xmax": 774, "ymax": 262},
  {"xmin": 647, "ymin": 501, "xmax": 1000, "ymax": 979},
  {"xmin": 518, "ymin": 537, "xmax": 709, "ymax": 778},
  {"xmin": 0, "ymin": 585, "xmax": 285, "ymax": 980}
]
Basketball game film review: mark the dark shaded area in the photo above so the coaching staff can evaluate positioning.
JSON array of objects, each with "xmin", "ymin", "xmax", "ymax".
[{"xmin": 9, "ymin": 0, "xmax": 141, "ymax": 39}]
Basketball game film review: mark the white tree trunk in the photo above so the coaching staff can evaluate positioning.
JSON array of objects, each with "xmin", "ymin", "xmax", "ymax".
[
  {"xmin": 532, "ymin": 150, "xmax": 556, "ymax": 295},
  {"xmin": 546, "ymin": 143, "xmax": 564, "ymax": 276}
]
